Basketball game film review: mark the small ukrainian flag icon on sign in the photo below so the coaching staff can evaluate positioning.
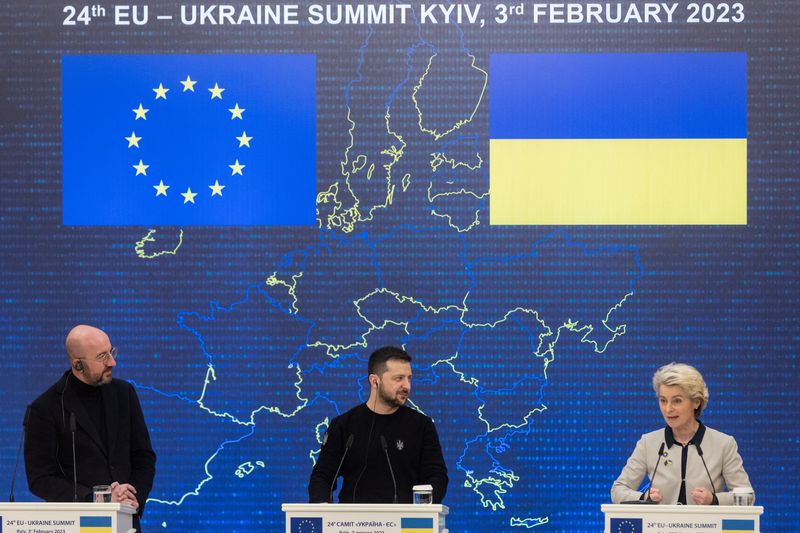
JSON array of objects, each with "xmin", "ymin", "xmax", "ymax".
[
  {"xmin": 80, "ymin": 515, "xmax": 112, "ymax": 533},
  {"xmin": 722, "ymin": 519, "xmax": 755, "ymax": 533},
  {"xmin": 401, "ymin": 516, "xmax": 434, "ymax": 533}
]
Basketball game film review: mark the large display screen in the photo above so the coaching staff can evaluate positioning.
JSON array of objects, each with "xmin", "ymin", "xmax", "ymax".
[{"xmin": 1, "ymin": 2, "xmax": 797, "ymax": 531}]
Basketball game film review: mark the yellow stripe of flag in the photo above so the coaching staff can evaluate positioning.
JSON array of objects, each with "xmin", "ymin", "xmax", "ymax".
[{"xmin": 490, "ymin": 138, "xmax": 746, "ymax": 225}]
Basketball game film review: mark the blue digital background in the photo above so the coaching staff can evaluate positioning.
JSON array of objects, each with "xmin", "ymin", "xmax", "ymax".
[{"xmin": 1, "ymin": 3, "xmax": 798, "ymax": 532}]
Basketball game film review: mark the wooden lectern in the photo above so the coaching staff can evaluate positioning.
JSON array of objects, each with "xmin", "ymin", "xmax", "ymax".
[{"xmin": 282, "ymin": 503, "xmax": 449, "ymax": 533}]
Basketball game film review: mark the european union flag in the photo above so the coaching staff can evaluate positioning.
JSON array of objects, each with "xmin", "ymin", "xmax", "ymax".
[
  {"xmin": 62, "ymin": 55, "xmax": 316, "ymax": 226},
  {"xmin": 290, "ymin": 516, "xmax": 322, "ymax": 533},
  {"xmin": 610, "ymin": 518, "xmax": 643, "ymax": 533}
]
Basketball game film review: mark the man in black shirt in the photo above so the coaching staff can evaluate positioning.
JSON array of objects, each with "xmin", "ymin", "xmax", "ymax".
[
  {"xmin": 25, "ymin": 325, "xmax": 156, "ymax": 532},
  {"xmin": 308, "ymin": 346, "xmax": 448, "ymax": 503}
]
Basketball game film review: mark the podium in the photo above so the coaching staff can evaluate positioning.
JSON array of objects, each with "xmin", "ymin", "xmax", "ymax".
[
  {"xmin": 602, "ymin": 504, "xmax": 764, "ymax": 533},
  {"xmin": 282, "ymin": 503, "xmax": 449, "ymax": 533},
  {"xmin": 0, "ymin": 502, "xmax": 135, "ymax": 533}
]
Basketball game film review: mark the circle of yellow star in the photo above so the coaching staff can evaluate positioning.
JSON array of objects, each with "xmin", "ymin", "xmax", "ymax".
[
  {"xmin": 180, "ymin": 75, "xmax": 197, "ymax": 92},
  {"xmin": 236, "ymin": 131, "xmax": 253, "ymax": 148},
  {"xmin": 228, "ymin": 103, "xmax": 245, "ymax": 120},
  {"xmin": 132, "ymin": 104, "xmax": 149, "ymax": 120},
  {"xmin": 153, "ymin": 83, "xmax": 169, "ymax": 100},
  {"xmin": 229, "ymin": 159, "xmax": 245, "ymax": 176},
  {"xmin": 153, "ymin": 180, "xmax": 170, "ymax": 197},
  {"xmin": 208, "ymin": 83, "xmax": 225, "ymax": 100},
  {"xmin": 125, "ymin": 131, "xmax": 142, "ymax": 148},
  {"xmin": 209, "ymin": 180, "xmax": 225, "ymax": 196},
  {"xmin": 133, "ymin": 160, "xmax": 150, "ymax": 176},
  {"xmin": 181, "ymin": 187, "xmax": 198, "ymax": 204}
]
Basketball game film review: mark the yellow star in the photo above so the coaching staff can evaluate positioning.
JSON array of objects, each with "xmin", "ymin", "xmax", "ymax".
[
  {"xmin": 180, "ymin": 75, "xmax": 197, "ymax": 92},
  {"xmin": 228, "ymin": 103, "xmax": 245, "ymax": 120},
  {"xmin": 236, "ymin": 131, "xmax": 253, "ymax": 148},
  {"xmin": 153, "ymin": 83, "xmax": 169, "ymax": 100},
  {"xmin": 208, "ymin": 83, "xmax": 225, "ymax": 100},
  {"xmin": 209, "ymin": 180, "xmax": 225, "ymax": 196},
  {"xmin": 125, "ymin": 131, "xmax": 142, "ymax": 148},
  {"xmin": 153, "ymin": 180, "xmax": 169, "ymax": 197},
  {"xmin": 133, "ymin": 160, "xmax": 149, "ymax": 176},
  {"xmin": 181, "ymin": 187, "xmax": 197, "ymax": 204},
  {"xmin": 229, "ymin": 159, "xmax": 245, "ymax": 176},
  {"xmin": 132, "ymin": 104, "xmax": 149, "ymax": 120}
]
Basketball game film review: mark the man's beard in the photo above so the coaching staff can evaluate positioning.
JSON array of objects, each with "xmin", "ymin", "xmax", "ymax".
[
  {"xmin": 379, "ymin": 387, "xmax": 407, "ymax": 408},
  {"xmin": 93, "ymin": 369, "xmax": 112, "ymax": 386}
]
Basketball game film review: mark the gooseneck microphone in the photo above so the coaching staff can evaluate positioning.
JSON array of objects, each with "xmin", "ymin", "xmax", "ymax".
[
  {"xmin": 8, "ymin": 405, "xmax": 31, "ymax": 502},
  {"xmin": 645, "ymin": 442, "xmax": 667, "ymax": 502},
  {"xmin": 328, "ymin": 434, "xmax": 355, "ymax": 503},
  {"xmin": 379, "ymin": 435, "xmax": 398, "ymax": 504},
  {"xmin": 623, "ymin": 441, "xmax": 665, "ymax": 504},
  {"xmin": 69, "ymin": 412, "xmax": 79, "ymax": 502},
  {"xmin": 694, "ymin": 443, "xmax": 717, "ymax": 502}
]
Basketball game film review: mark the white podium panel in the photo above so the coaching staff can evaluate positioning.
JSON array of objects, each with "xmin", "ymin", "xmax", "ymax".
[
  {"xmin": 0, "ymin": 503, "xmax": 135, "ymax": 533},
  {"xmin": 282, "ymin": 503, "xmax": 449, "ymax": 533},
  {"xmin": 602, "ymin": 504, "xmax": 763, "ymax": 533}
]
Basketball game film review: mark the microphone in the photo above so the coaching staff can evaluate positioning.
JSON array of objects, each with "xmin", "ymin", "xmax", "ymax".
[
  {"xmin": 69, "ymin": 412, "xmax": 79, "ymax": 502},
  {"xmin": 9, "ymin": 405, "xmax": 31, "ymax": 502},
  {"xmin": 645, "ymin": 442, "xmax": 666, "ymax": 502},
  {"xmin": 694, "ymin": 443, "xmax": 717, "ymax": 502},
  {"xmin": 328, "ymin": 434, "xmax": 354, "ymax": 503},
  {"xmin": 622, "ymin": 442, "xmax": 664, "ymax": 504},
  {"xmin": 379, "ymin": 435, "xmax": 398, "ymax": 504}
]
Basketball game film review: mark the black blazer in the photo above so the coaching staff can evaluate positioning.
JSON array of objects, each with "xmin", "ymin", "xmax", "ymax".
[{"xmin": 24, "ymin": 371, "xmax": 156, "ymax": 517}]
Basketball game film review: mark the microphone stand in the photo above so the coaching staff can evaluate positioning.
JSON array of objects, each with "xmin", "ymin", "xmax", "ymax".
[
  {"xmin": 69, "ymin": 412, "xmax": 79, "ymax": 502},
  {"xmin": 380, "ymin": 436, "xmax": 398, "ymax": 504}
]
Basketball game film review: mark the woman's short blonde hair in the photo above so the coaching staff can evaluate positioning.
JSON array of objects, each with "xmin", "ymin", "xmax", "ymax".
[{"xmin": 652, "ymin": 362, "xmax": 709, "ymax": 417}]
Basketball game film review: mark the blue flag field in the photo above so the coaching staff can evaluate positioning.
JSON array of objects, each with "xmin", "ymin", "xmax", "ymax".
[{"xmin": 62, "ymin": 54, "xmax": 316, "ymax": 226}]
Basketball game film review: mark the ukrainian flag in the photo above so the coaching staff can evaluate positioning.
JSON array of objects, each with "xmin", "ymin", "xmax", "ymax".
[
  {"xmin": 490, "ymin": 53, "xmax": 747, "ymax": 225},
  {"xmin": 721, "ymin": 519, "xmax": 755, "ymax": 533},
  {"xmin": 400, "ymin": 516, "xmax": 434, "ymax": 533},
  {"xmin": 79, "ymin": 515, "xmax": 112, "ymax": 533}
]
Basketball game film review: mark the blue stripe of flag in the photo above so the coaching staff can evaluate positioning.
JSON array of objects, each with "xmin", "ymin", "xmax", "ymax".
[
  {"xmin": 490, "ymin": 52, "xmax": 746, "ymax": 139},
  {"xmin": 401, "ymin": 517, "xmax": 434, "ymax": 527},
  {"xmin": 722, "ymin": 519, "xmax": 755, "ymax": 529},
  {"xmin": 80, "ymin": 516, "xmax": 112, "ymax": 527}
]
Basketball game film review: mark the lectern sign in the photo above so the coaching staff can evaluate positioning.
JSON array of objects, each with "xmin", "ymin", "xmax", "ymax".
[
  {"xmin": 291, "ymin": 513, "xmax": 428, "ymax": 533},
  {"xmin": 602, "ymin": 504, "xmax": 762, "ymax": 533},
  {"xmin": 283, "ymin": 504, "xmax": 447, "ymax": 533},
  {"xmin": 0, "ymin": 504, "xmax": 133, "ymax": 533}
]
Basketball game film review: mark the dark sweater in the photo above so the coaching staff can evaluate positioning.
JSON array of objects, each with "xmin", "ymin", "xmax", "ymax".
[{"xmin": 308, "ymin": 403, "xmax": 448, "ymax": 504}]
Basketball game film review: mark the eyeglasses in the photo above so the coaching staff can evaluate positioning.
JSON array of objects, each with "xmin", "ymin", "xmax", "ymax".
[{"xmin": 94, "ymin": 346, "xmax": 118, "ymax": 364}]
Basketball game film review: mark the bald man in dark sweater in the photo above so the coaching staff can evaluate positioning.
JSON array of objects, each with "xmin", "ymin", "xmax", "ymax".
[{"xmin": 25, "ymin": 325, "xmax": 156, "ymax": 531}]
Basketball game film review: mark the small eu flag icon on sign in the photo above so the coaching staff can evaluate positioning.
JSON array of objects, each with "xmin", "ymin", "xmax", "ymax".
[
  {"xmin": 610, "ymin": 518, "xmax": 643, "ymax": 533},
  {"xmin": 290, "ymin": 516, "xmax": 323, "ymax": 533}
]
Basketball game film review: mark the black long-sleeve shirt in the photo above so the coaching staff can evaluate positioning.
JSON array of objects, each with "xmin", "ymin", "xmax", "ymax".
[
  {"xmin": 308, "ymin": 403, "xmax": 448, "ymax": 504},
  {"xmin": 24, "ymin": 371, "xmax": 156, "ymax": 531}
]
